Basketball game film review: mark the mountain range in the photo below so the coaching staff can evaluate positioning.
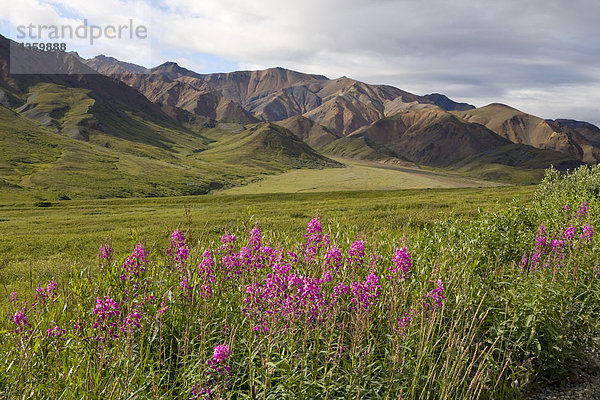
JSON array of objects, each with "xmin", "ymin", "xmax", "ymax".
[{"xmin": 0, "ymin": 33, "xmax": 597, "ymax": 200}]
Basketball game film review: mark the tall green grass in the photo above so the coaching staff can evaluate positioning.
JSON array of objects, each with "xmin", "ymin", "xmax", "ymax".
[{"xmin": 0, "ymin": 167, "xmax": 598, "ymax": 399}]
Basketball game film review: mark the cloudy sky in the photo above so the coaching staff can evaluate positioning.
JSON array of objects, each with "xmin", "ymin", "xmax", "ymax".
[{"xmin": 1, "ymin": 0, "xmax": 599, "ymax": 125}]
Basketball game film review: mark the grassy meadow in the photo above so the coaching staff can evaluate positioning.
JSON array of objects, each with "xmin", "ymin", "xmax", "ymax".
[
  {"xmin": 218, "ymin": 157, "xmax": 497, "ymax": 194},
  {"xmin": 1, "ymin": 165, "xmax": 599, "ymax": 399},
  {"xmin": 0, "ymin": 185, "xmax": 533, "ymax": 304}
]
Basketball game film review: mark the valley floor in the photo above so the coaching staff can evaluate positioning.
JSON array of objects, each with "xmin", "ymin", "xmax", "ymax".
[{"xmin": 218, "ymin": 157, "xmax": 499, "ymax": 194}]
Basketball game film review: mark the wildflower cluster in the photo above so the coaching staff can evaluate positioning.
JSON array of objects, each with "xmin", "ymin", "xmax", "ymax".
[
  {"xmin": 35, "ymin": 280, "xmax": 58, "ymax": 305},
  {"xmin": 303, "ymin": 217, "xmax": 329, "ymax": 263},
  {"xmin": 98, "ymin": 243, "xmax": 112, "ymax": 269},
  {"xmin": 169, "ymin": 230, "xmax": 189, "ymax": 267},
  {"xmin": 47, "ymin": 323, "xmax": 66, "ymax": 339},
  {"xmin": 240, "ymin": 218, "xmax": 430, "ymax": 336},
  {"xmin": 425, "ymin": 279, "xmax": 445, "ymax": 310},
  {"xmin": 3, "ymin": 216, "xmax": 453, "ymax": 399},
  {"xmin": 121, "ymin": 244, "xmax": 148, "ymax": 282},
  {"xmin": 13, "ymin": 309, "xmax": 30, "ymax": 333},
  {"xmin": 521, "ymin": 202, "xmax": 596, "ymax": 273},
  {"xmin": 390, "ymin": 246, "xmax": 411, "ymax": 281},
  {"xmin": 92, "ymin": 296, "xmax": 121, "ymax": 343}
]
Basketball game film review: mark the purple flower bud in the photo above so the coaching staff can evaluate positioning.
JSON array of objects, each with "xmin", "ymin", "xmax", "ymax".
[
  {"xmin": 564, "ymin": 226, "xmax": 576, "ymax": 242},
  {"xmin": 581, "ymin": 225, "xmax": 594, "ymax": 243},
  {"xmin": 577, "ymin": 202, "xmax": 588, "ymax": 219},
  {"xmin": 212, "ymin": 344, "xmax": 231, "ymax": 363}
]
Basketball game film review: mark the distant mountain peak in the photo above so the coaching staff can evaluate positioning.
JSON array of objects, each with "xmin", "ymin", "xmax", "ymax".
[
  {"xmin": 484, "ymin": 103, "xmax": 519, "ymax": 111},
  {"xmin": 84, "ymin": 54, "xmax": 150, "ymax": 74},
  {"xmin": 422, "ymin": 93, "xmax": 474, "ymax": 111},
  {"xmin": 157, "ymin": 61, "xmax": 180, "ymax": 67},
  {"xmin": 153, "ymin": 61, "xmax": 185, "ymax": 71}
]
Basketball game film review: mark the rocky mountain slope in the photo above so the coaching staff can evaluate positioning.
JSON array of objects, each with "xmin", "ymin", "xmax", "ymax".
[
  {"xmin": 453, "ymin": 104, "xmax": 600, "ymax": 164},
  {"xmin": 84, "ymin": 57, "xmax": 475, "ymax": 135},
  {"xmin": 84, "ymin": 55, "xmax": 599, "ymax": 168}
]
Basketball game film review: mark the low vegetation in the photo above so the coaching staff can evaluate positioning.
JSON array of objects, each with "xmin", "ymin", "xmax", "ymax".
[{"xmin": 0, "ymin": 166, "xmax": 598, "ymax": 398}]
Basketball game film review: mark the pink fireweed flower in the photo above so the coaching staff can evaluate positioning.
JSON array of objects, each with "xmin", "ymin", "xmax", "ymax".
[
  {"xmin": 180, "ymin": 275, "xmax": 191, "ymax": 293},
  {"xmin": 9, "ymin": 292, "xmax": 17, "ymax": 303},
  {"xmin": 390, "ymin": 246, "xmax": 411, "ymax": 281},
  {"xmin": 322, "ymin": 234, "xmax": 331, "ymax": 248},
  {"xmin": 306, "ymin": 218, "xmax": 322, "ymax": 236},
  {"xmin": 564, "ymin": 204, "xmax": 570, "ymax": 217},
  {"xmin": 98, "ymin": 243, "xmax": 112, "ymax": 269},
  {"xmin": 397, "ymin": 308, "xmax": 413, "ymax": 336},
  {"xmin": 550, "ymin": 239, "xmax": 565, "ymax": 253},
  {"xmin": 260, "ymin": 246, "xmax": 277, "ymax": 267},
  {"xmin": 535, "ymin": 225, "xmax": 547, "ymax": 249},
  {"xmin": 212, "ymin": 344, "xmax": 231, "ymax": 363},
  {"xmin": 350, "ymin": 273, "xmax": 380, "ymax": 310},
  {"xmin": 243, "ymin": 269, "xmax": 328, "ymax": 329},
  {"xmin": 273, "ymin": 262, "xmax": 292, "ymax": 276},
  {"xmin": 92, "ymin": 296, "xmax": 121, "ymax": 342},
  {"xmin": 220, "ymin": 234, "xmax": 236, "ymax": 251},
  {"xmin": 564, "ymin": 227, "xmax": 577, "ymax": 242},
  {"xmin": 530, "ymin": 251, "xmax": 541, "ymax": 269},
  {"xmin": 47, "ymin": 323, "xmax": 66, "ymax": 338},
  {"xmin": 304, "ymin": 217, "xmax": 324, "ymax": 262},
  {"xmin": 321, "ymin": 270, "xmax": 332, "ymax": 282},
  {"xmin": 581, "ymin": 225, "xmax": 594, "ymax": 243},
  {"xmin": 348, "ymin": 240, "xmax": 365, "ymax": 266},
  {"xmin": 13, "ymin": 309, "xmax": 30, "ymax": 333},
  {"xmin": 535, "ymin": 237, "xmax": 546, "ymax": 249},
  {"xmin": 199, "ymin": 284, "xmax": 213, "ymax": 299},
  {"xmin": 240, "ymin": 242, "xmax": 270, "ymax": 272},
  {"xmin": 169, "ymin": 230, "xmax": 189, "ymax": 267},
  {"xmin": 287, "ymin": 251, "xmax": 298, "ymax": 264},
  {"xmin": 93, "ymin": 297, "xmax": 120, "ymax": 322},
  {"xmin": 170, "ymin": 229, "xmax": 185, "ymax": 247},
  {"xmin": 199, "ymin": 250, "xmax": 216, "ymax": 282},
  {"xmin": 121, "ymin": 244, "xmax": 148, "ymax": 282},
  {"xmin": 577, "ymin": 202, "xmax": 588, "ymax": 219},
  {"xmin": 35, "ymin": 280, "xmax": 58, "ymax": 304},
  {"xmin": 325, "ymin": 246, "xmax": 343, "ymax": 271},
  {"xmin": 122, "ymin": 307, "xmax": 142, "ymax": 333},
  {"xmin": 249, "ymin": 227, "xmax": 261, "ymax": 249},
  {"xmin": 220, "ymin": 252, "xmax": 243, "ymax": 280},
  {"xmin": 519, "ymin": 254, "xmax": 528, "ymax": 271},
  {"xmin": 331, "ymin": 283, "xmax": 350, "ymax": 305},
  {"xmin": 426, "ymin": 279, "xmax": 445, "ymax": 309}
]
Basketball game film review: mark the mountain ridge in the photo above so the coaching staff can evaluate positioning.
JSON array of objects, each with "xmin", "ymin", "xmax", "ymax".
[
  {"xmin": 0, "ymin": 32, "xmax": 596, "ymax": 201},
  {"xmin": 84, "ymin": 56, "xmax": 600, "ymax": 166},
  {"xmin": 83, "ymin": 56, "xmax": 477, "ymax": 136}
]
